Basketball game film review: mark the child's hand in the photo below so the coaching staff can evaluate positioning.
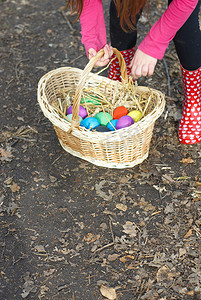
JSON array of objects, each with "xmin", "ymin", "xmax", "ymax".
[
  {"xmin": 129, "ymin": 49, "xmax": 157, "ymax": 79},
  {"xmin": 88, "ymin": 44, "xmax": 113, "ymax": 67}
]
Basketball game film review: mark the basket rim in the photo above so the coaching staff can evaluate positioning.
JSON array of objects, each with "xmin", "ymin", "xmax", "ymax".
[{"xmin": 37, "ymin": 66, "xmax": 166, "ymax": 142}]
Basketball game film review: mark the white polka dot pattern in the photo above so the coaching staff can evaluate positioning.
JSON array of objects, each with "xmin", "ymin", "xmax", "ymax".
[
  {"xmin": 178, "ymin": 66, "xmax": 201, "ymax": 144},
  {"xmin": 108, "ymin": 48, "xmax": 135, "ymax": 82}
]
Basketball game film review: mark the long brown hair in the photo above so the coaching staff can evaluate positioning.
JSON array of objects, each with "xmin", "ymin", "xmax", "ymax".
[{"xmin": 65, "ymin": 0, "xmax": 148, "ymax": 32}]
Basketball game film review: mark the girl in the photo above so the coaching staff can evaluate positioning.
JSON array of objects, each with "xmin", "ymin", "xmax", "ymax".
[{"xmin": 66, "ymin": 0, "xmax": 201, "ymax": 145}]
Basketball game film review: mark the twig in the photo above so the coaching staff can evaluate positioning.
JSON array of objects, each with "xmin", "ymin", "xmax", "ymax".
[
  {"xmin": 193, "ymin": 226, "xmax": 201, "ymax": 237},
  {"xmin": 12, "ymin": 136, "xmax": 37, "ymax": 142},
  {"xmin": 70, "ymin": 54, "xmax": 84, "ymax": 64},
  {"xmin": 162, "ymin": 58, "xmax": 171, "ymax": 97},
  {"xmin": 10, "ymin": 139, "xmax": 19, "ymax": 147},
  {"xmin": 27, "ymin": 125, "xmax": 38, "ymax": 134},
  {"xmin": 59, "ymin": 8, "xmax": 75, "ymax": 33},
  {"xmin": 94, "ymin": 242, "xmax": 114, "ymax": 253},
  {"xmin": 153, "ymin": 284, "xmax": 188, "ymax": 300},
  {"xmin": 109, "ymin": 218, "xmax": 115, "ymax": 243},
  {"xmin": 51, "ymin": 154, "xmax": 62, "ymax": 165},
  {"xmin": 65, "ymin": 208, "xmax": 77, "ymax": 221}
]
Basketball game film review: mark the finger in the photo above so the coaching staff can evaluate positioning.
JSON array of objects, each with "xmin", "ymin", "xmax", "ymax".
[
  {"xmin": 148, "ymin": 63, "xmax": 155, "ymax": 76},
  {"xmin": 134, "ymin": 65, "xmax": 142, "ymax": 79},
  {"xmin": 109, "ymin": 46, "xmax": 113, "ymax": 57},
  {"xmin": 95, "ymin": 59, "xmax": 109, "ymax": 67},
  {"xmin": 108, "ymin": 42, "xmax": 113, "ymax": 57},
  {"xmin": 141, "ymin": 64, "xmax": 149, "ymax": 77},
  {"xmin": 104, "ymin": 44, "xmax": 113, "ymax": 60},
  {"xmin": 88, "ymin": 49, "xmax": 97, "ymax": 60},
  {"xmin": 103, "ymin": 45, "xmax": 110, "ymax": 59}
]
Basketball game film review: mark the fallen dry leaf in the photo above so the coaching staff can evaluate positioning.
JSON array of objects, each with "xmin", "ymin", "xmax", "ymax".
[
  {"xmin": 182, "ymin": 157, "xmax": 194, "ymax": 164},
  {"xmin": 122, "ymin": 221, "xmax": 137, "ymax": 237},
  {"xmin": 84, "ymin": 233, "xmax": 100, "ymax": 244},
  {"xmin": 156, "ymin": 265, "xmax": 179, "ymax": 283},
  {"xmin": 115, "ymin": 203, "xmax": 127, "ymax": 212},
  {"xmin": 187, "ymin": 290, "xmax": 195, "ymax": 296},
  {"xmin": 119, "ymin": 255, "xmax": 135, "ymax": 263},
  {"xmin": 179, "ymin": 248, "xmax": 187, "ymax": 257},
  {"xmin": 108, "ymin": 254, "xmax": 119, "ymax": 261},
  {"xmin": 183, "ymin": 229, "xmax": 193, "ymax": 239},
  {"xmin": 0, "ymin": 147, "xmax": 13, "ymax": 161},
  {"xmin": 34, "ymin": 245, "xmax": 46, "ymax": 253},
  {"xmin": 10, "ymin": 182, "xmax": 20, "ymax": 193},
  {"xmin": 100, "ymin": 285, "xmax": 116, "ymax": 300},
  {"xmin": 43, "ymin": 269, "xmax": 55, "ymax": 277}
]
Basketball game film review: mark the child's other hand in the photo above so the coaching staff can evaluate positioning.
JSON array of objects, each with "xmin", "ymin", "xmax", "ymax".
[
  {"xmin": 88, "ymin": 44, "xmax": 113, "ymax": 67},
  {"xmin": 129, "ymin": 49, "xmax": 157, "ymax": 79}
]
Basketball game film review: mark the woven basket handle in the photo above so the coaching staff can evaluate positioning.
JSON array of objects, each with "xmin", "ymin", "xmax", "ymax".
[{"xmin": 70, "ymin": 48, "xmax": 128, "ymax": 130}]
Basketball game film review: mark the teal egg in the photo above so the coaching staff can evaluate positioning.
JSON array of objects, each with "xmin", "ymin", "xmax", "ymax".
[
  {"xmin": 94, "ymin": 112, "xmax": 113, "ymax": 126},
  {"xmin": 80, "ymin": 117, "xmax": 100, "ymax": 130},
  {"xmin": 107, "ymin": 119, "xmax": 118, "ymax": 131},
  {"xmin": 65, "ymin": 114, "xmax": 83, "ymax": 123}
]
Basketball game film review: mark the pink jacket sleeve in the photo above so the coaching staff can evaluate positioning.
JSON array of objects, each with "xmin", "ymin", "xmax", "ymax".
[
  {"xmin": 138, "ymin": 0, "xmax": 199, "ymax": 59},
  {"xmin": 79, "ymin": 0, "xmax": 107, "ymax": 56}
]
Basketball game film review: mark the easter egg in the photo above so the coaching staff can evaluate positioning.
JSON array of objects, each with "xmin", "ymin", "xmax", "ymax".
[
  {"xmin": 128, "ymin": 110, "xmax": 142, "ymax": 122},
  {"xmin": 67, "ymin": 105, "xmax": 87, "ymax": 119},
  {"xmin": 81, "ymin": 95, "xmax": 101, "ymax": 105},
  {"xmin": 94, "ymin": 112, "xmax": 113, "ymax": 126},
  {"xmin": 80, "ymin": 117, "xmax": 100, "ymax": 130},
  {"xmin": 113, "ymin": 106, "xmax": 128, "ymax": 119},
  {"xmin": 65, "ymin": 114, "xmax": 83, "ymax": 123},
  {"xmin": 93, "ymin": 126, "xmax": 111, "ymax": 132},
  {"xmin": 107, "ymin": 119, "xmax": 118, "ymax": 131},
  {"xmin": 116, "ymin": 115, "xmax": 134, "ymax": 130}
]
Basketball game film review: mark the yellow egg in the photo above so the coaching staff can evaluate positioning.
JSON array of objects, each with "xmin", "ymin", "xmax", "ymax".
[{"xmin": 127, "ymin": 110, "xmax": 142, "ymax": 122}]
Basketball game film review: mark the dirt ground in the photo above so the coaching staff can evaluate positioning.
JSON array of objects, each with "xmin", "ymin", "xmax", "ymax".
[{"xmin": 0, "ymin": 0, "xmax": 201, "ymax": 299}]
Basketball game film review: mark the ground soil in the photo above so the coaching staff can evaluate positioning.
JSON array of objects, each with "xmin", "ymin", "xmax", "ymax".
[{"xmin": 0, "ymin": 1, "xmax": 201, "ymax": 299}]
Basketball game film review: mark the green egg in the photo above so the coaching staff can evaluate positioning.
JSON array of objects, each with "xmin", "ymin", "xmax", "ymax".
[
  {"xmin": 81, "ymin": 95, "xmax": 101, "ymax": 105},
  {"xmin": 94, "ymin": 112, "xmax": 113, "ymax": 126}
]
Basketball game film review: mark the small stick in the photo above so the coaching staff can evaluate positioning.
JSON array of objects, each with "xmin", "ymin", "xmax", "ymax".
[
  {"xmin": 52, "ymin": 154, "xmax": 62, "ymax": 165},
  {"xmin": 193, "ymin": 226, "xmax": 201, "ymax": 237},
  {"xmin": 109, "ymin": 219, "xmax": 115, "ymax": 243},
  {"xmin": 71, "ymin": 54, "xmax": 84, "ymax": 64},
  {"xmin": 94, "ymin": 242, "xmax": 114, "ymax": 253},
  {"xmin": 59, "ymin": 8, "xmax": 75, "ymax": 33}
]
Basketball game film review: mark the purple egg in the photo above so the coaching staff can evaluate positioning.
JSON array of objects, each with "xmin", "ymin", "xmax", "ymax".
[
  {"xmin": 67, "ymin": 105, "xmax": 88, "ymax": 119},
  {"xmin": 116, "ymin": 115, "xmax": 134, "ymax": 130}
]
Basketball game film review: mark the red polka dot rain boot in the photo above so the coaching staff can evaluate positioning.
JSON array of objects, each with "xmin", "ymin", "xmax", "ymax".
[
  {"xmin": 108, "ymin": 48, "xmax": 135, "ymax": 82},
  {"xmin": 178, "ymin": 65, "xmax": 201, "ymax": 144}
]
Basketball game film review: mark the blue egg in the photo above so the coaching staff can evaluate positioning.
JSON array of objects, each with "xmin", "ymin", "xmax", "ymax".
[
  {"xmin": 107, "ymin": 119, "xmax": 118, "ymax": 131},
  {"xmin": 80, "ymin": 117, "xmax": 100, "ymax": 130},
  {"xmin": 65, "ymin": 114, "xmax": 83, "ymax": 123}
]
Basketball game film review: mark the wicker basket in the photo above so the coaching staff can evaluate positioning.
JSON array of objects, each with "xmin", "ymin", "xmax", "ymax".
[{"xmin": 37, "ymin": 48, "xmax": 165, "ymax": 169}]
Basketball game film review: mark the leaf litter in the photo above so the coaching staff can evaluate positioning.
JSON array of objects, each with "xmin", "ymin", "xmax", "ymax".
[{"xmin": 1, "ymin": 0, "xmax": 201, "ymax": 299}]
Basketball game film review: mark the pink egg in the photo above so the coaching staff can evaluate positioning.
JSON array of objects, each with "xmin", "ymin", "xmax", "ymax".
[
  {"xmin": 67, "ymin": 105, "xmax": 87, "ymax": 119},
  {"xmin": 116, "ymin": 115, "xmax": 134, "ymax": 130}
]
